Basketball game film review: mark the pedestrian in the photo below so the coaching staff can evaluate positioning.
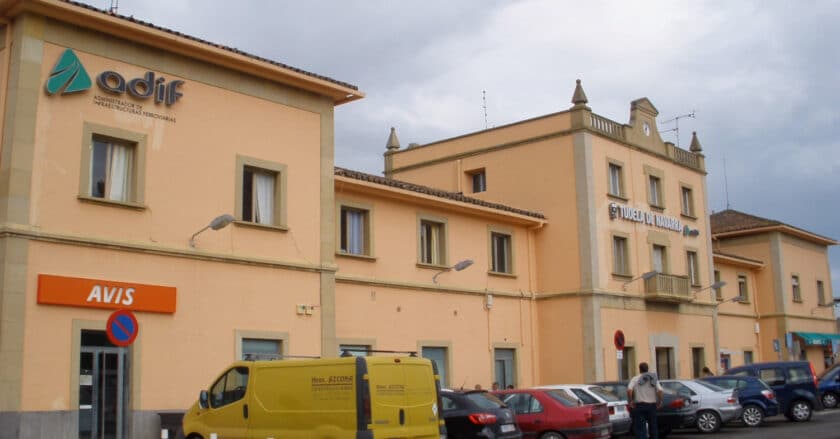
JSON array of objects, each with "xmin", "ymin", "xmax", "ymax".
[
  {"xmin": 627, "ymin": 362, "xmax": 663, "ymax": 439},
  {"xmin": 701, "ymin": 366, "xmax": 714, "ymax": 377},
  {"xmin": 474, "ymin": 384, "xmax": 482, "ymax": 390},
  {"xmin": 506, "ymin": 384, "xmax": 514, "ymax": 389},
  {"xmin": 492, "ymin": 381, "xmax": 500, "ymax": 390}
]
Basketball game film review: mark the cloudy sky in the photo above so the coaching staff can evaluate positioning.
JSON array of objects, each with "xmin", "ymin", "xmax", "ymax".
[{"xmin": 81, "ymin": 0, "xmax": 840, "ymax": 295}]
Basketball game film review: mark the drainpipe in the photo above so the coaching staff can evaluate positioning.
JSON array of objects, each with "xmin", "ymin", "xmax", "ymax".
[
  {"xmin": 0, "ymin": 17, "xmax": 12, "ymax": 159},
  {"xmin": 527, "ymin": 222, "xmax": 544, "ymax": 385}
]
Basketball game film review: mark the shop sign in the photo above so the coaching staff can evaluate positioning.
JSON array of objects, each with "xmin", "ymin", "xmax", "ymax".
[
  {"xmin": 608, "ymin": 202, "xmax": 693, "ymax": 235},
  {"xmin": 37, "ymin": 274, "xmax": 176, "ymax": 313},
  {"xmin": 45, "ymin": 49, "xmax": 184, "ymax": 106}
]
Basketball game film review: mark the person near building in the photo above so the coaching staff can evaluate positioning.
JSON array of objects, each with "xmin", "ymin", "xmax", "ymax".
[
  {"xmin": 702, "ymin": 366, "xmax": 715, "ymax": 377},
  {"xmin": 627, "ymin": 362, "xmax": 663, "ymax": 439},
  {"xmin": 492, "ymin": 382, "xmax": 500, "ymax": 390}
]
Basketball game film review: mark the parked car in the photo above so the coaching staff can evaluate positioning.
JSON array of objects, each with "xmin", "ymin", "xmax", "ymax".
[
  {"xmin": 441, "ymin": 389, "xmax": 522, "ymax": 439},
  {"xmin": 699, "ymin": 375, "xmax": 780, "ymax": 426},
  {"xmin": 817, "ymin": 363, "xmax": 840, "ymax": 409},
  {"xmin": 536, "ymin": 384, "xmax": 631, "ymax": 437},
  {"xmin": 726, "ymin": 361, "xmax": 823, "ymax": 421},
  {"xmin": 592, "ymin": 381, "xmax": 696, "ymax": 438},
  {"xmin": 660, "ymin": 379, "xmax": 741, "ymax": 433},
  {"xmin": 493, "ymin": 388, "xmax": 611, "ymax": 439}
]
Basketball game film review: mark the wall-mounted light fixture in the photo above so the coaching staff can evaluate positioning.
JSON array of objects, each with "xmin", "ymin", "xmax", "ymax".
[
  {"xmin": 189, "ymin": 214, "xmax": 235, "ymax": 248},
  {"xmin": 691, "ymin": 281, "xmax": 727, "ymax": 300},
  {"xmin": 432, "ymin": 259, "xmax": 474, "ymax": 284},
  {"xmin": 716, "ymin": 295, "xmax": 745, "ymax": 306},
  {"xmin": 810, "ymin": 297, "xmax": 840, "ymax": 314},
  {"xmin": 621, "ymin": 271, "xmax": 657, "ymax": 291}
]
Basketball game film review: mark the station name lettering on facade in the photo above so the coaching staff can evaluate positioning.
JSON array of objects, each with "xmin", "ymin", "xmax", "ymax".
[{"xmin": 609, "ymin": 202, "xmax": 684, "ymax": 233}]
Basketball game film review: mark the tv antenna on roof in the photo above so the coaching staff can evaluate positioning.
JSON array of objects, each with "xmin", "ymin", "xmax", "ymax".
[
  {"xmin": 109, "ymin": 0, "xmax": 119, "ymax": 14},
  {"xmin": 660, "ymin": 110, "xmax": 696, "ymax": 148},
  {"xmin": 482, "ymin": 90, "xmax": 488, "ymax": 129}
]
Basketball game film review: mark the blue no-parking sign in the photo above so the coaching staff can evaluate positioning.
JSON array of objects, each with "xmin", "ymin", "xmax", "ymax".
[{"xmin": 106, "ymin": 309, "xmax": 139, "ymax": 347}]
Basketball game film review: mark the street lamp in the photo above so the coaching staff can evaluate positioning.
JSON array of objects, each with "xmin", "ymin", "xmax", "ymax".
[
  {"xmin": 432, "ymin": 259, "xmax": 474, "ymax": 284},
  {"xmin": 621, "ymin": 271, "xmax": 657, "ymax": 291},
  {"xmin": 190, "ymin": 214, "xmax": 235, "ymax": 248},
  {"xmin": 691, "ymin": 281, "xmax": 727, "ymax": 300}
]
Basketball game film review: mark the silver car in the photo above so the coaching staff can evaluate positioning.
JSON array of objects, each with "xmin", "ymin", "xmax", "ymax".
[{"xmin": 661, "ymin": 379, "xmax": 742, "ymax": 434}]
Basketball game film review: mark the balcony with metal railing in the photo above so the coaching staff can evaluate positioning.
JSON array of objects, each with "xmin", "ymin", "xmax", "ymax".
[{"xmin": 643, "ymin": 273, "xmax": 692, "ymax": 302}]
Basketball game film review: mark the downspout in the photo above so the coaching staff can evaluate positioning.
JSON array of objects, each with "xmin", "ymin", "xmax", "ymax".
[{"xmin": 527, "ymin": 222, "xmax": 545, "ymax": 385}]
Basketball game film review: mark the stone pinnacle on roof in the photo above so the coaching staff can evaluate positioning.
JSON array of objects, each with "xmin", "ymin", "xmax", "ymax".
[
  {"xmin": 385, "ymin": 127, "xmax": 401, "ymax": 151},
  {"xmin": 689, "ymin": 131, "xmax": 703, "ymax": 152},
  {"xmin": 572, "ymin": 79, "xmax": 589, "ymax": 106}
]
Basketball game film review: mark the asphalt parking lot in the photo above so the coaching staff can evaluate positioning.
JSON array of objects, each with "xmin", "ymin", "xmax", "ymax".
[{"xmin": 665, "ymin": 408, "xmax": 838, "ymax": 438}]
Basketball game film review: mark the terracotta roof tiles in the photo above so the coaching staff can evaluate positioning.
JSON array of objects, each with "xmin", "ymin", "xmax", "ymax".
[{"xmin": 710, "ymin": 209, "xmax": 835, "ymax": 243}]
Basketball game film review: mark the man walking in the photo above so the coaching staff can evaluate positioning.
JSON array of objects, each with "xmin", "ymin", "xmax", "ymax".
[{"xmin": 627, "ymin": 362, "xmax": 663, "ymax": 439}]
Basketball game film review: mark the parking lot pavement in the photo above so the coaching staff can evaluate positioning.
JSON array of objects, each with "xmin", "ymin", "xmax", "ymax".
[{"xmin": 667, "ymin": 409, "xmax": 838, "ymax": 438}]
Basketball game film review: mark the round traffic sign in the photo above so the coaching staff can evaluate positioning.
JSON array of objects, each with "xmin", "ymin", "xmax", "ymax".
[
  {"xmin": 614, "ymin": 330, "xmax": 625, "ymax": 350},
  {"xmin": 106, "ymin": 309, "xmax": 139, "ymax": 347}
]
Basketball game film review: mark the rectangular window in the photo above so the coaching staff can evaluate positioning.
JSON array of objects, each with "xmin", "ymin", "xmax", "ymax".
[
  {"xmin": 652, "ymin": 244, "xmax": 667, "ymax": 273},
  {"xmin": 494, "ymin": 348, "xmax": 516, "ymax": 389},
  {"xmin": 419, "ymin": 219, "xmax": 446, "ymax": 265},
  {"xmin": 236, "ymin": 155, "xmax": 287, "ymax": 228},
  {"xmin": 608, "ymin": 163, "xmax": 624, "ymax": 197},
  {"xmin": 649, "ymin": 175, "xmax": 662, "ymax": 207},
  {"xmin": 743, "ymin": 351, "xmax": 753, "ymax": 365},
  {"xmin": 691, "ymin": 347, "xmax": 705, "ymax": 378},
  {"xmin": 687, "ymin": 251, "xmax": 700, "ymax": 286},
  {"xmin": 655, "ymin": 347, "xmax": 674, "ymax": 379},
  {"xmin": 340, "ymin": 206, "xmax": 370, "ymax": 255},
  {"xmin": 470, "ymin": 170, "xmax": 487, "ymax": 193},
  {"xmin": 90, "ymin": 135, "xmax": 136, "ymax": 202},
  {"xmin": 738, "ymin": 274, "xmax": 748, "ymax": 301},
  {"xmin": 612, "ymin": 236, "xmax": 629, "ymax": 275},
  {"xmin": 490, "ymin": 232, "xmax": 512, "ymax": 274},
  {"xmin": 714, "ymin": 270, "xmax": 723, "ymax": 301},
  {"xmin": 817, "ymin": 280, "xmax": 826, "ymax": 306},
  {"xmin": 681, "ymin": 186, "xmax": 694, "ymax": 217},
  {"xmin": 241, "ymin": 338, "xmax": 281, "ymax": 360},
  {"xmin": 422, "ymin": 346, "xmax": 448, "ymax": 387},
  {"xmin": 792, "ymin": 275, "xmax": 801, "ymax": 302},
  {"xmin": 619, "ymin": 346, "xmax": 635, "ymax": 381}
]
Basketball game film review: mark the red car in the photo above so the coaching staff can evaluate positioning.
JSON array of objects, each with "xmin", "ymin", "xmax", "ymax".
[{"xmin": 493, "ymin": 388, "xmax": 611, "ymax": 439}]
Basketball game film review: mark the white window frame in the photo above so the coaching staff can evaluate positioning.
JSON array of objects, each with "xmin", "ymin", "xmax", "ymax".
[
  {"xmin": 235, "ymin": 155, "xmax": 288, "ymax": 230},
  {"xmin": 337, "ymin": 202, "xmax": 373, "ymax": 257},
  {"xmin": 418, "ymin": 216, "xmax": 448, "ymax": 267},
  {"xmin": 78, "ymin": 122, "xmax": 147, "ymax": 208}
]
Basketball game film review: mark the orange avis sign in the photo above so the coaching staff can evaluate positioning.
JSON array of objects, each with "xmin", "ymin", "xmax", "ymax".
[{"xmin": 37, "ymin": 274, "xmax": 176, "ymax": 313}]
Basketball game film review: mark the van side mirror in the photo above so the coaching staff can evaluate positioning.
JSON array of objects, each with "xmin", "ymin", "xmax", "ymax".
[{"xmin": 199, "ymin": 390, "xmax": 209, "ymax": 409}]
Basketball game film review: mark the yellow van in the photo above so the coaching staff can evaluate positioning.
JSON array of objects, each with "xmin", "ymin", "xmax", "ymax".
[{"xmin": 182, "ymin": 355, "xmax": 445, "ymax": 439}]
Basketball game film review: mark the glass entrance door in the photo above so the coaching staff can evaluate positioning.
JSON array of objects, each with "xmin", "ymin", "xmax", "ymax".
[{"xmin": 79, "ymin": 331, "xmax": 128, "ymax": 439}]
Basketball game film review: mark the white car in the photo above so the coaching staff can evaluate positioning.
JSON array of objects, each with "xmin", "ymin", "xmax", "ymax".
[
  {"xmin": 537, "ymin": 384, "xmax": 631, "ymax": 436},
  {"xmin": 660, "ymin": 379, "xmax": 742, "ymax": 434}
]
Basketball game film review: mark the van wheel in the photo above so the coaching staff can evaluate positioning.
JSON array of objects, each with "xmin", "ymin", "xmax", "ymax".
[
  {"xmin": 186, "ymin": 435, "xmax": 203, "ymax": 439},
  {"xmin": 540, "ymin": 432, "xmax": 564, "ymax": 439},
  {"xmin": 696, "ymin": 410, "xmax": 721, "ymax": 433},
  {"xmin": 741, "ymin": 405, "xmax": 764, "ymax": 427},
  {"xmin": 822, "ymin": 392, "xmax": 839, "ymax": 409},
  {"xmin": 789, "ymin": 400, "xmax": 812, "ymax": 421}
]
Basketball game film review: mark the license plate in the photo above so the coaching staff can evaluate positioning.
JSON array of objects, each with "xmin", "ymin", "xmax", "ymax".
[{"xmin": 500, "ymin": 424, "xmax": 515, "ymax": 433}]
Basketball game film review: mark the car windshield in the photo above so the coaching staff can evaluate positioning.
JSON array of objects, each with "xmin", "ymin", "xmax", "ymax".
[
  {"xmin": 588, "ymin": 386, "xmax": 620, "ymax": 402},
  {"xmin": 693, "ymin": 380, "xmax": 725, "ymax": 392},
  {"xmin": 466, "ymin": 392, "xmax": 505, "ymax": 409},
  {"xmin": 546, "ymin": 389, "xmax": 579, "ymax": 407}
]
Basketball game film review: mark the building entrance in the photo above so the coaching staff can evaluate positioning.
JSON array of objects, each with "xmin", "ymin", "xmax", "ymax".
[{"xmin": 79, "ymin": 330, "xmax": 129, "ymax": 439}]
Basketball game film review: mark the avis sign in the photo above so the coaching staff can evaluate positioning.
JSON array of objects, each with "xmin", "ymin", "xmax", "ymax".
[
  {"xmin": 45, "ymin": 48, "xmax": 184, "ymax": 106},
  {"xmin": 37, "ymin": 274, "xmax": 176, "ymax": 313}
]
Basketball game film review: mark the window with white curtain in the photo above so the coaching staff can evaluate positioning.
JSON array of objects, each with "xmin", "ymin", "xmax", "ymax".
[
  {"xmin": 242, "ymin": 166, "xmax": 276, "ymax": 225},
  {"xmin": 419, "ymin": 219, "xmax": 445, "ymax": 265},
  {"xmin": 687, "ymin": 251, "xmax": 699, "ymax": 286},
  {"xmin": 91, "ymin": 135, "xmax": 134, "ymax": 202},
  {"xmin": 491, "ymin": 232, "xmax": 512, "ymax": 274},
  {"xmin": 340, "ymin": 206, "xmax": 369, "ymax": 255}
]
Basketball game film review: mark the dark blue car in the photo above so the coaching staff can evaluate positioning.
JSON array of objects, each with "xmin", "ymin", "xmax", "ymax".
[
  {"xmin": 817, "ymin": 363, "xmax": 840, "ymax": 409},
  {"xmin": 700, "ymin": 375, "xmax": 780, "ymax": 426},
  {"xmin": 726, "ymin": 361, "xmax": 822, "ymax": 422}
]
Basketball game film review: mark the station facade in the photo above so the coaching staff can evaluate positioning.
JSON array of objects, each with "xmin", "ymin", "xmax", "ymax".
[{"xmin": 0, "ymin": 1, "xmax": 835, "ymax": 438}]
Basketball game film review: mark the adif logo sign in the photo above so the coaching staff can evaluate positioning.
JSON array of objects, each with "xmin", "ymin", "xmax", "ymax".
[{"xmin": 45, "ymin": 49, "xmax": 184, "ymax": 106}]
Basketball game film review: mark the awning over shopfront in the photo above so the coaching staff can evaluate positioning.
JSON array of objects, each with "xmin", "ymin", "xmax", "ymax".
[{"xmin": 794, "ymin": 332, "xmax": 840, "ymax": 346}]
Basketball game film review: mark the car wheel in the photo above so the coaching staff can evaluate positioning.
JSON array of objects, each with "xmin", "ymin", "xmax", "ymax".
[
  {"xmin": 741, "ymin": 405, "xmax": 764, "ymax": 427},
  {"xmin": 789, "ymin": 400, "xmax": 812, "ymax": 422},
  {"xmin": 540, "ymin": 432, "xmax": 564, "ymax": 439},
  {"xmin": 822, "ymin": 392, "xmax": 839, "ymax": 409},
  {"xmin": 696, "ymin": 410, "xmax": 721, "ymax": 433}
]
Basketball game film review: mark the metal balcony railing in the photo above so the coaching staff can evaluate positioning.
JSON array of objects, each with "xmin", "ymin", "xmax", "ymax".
[{"xmin": 643, "ymin": 273, "xmax": 692, "ymax": 302}]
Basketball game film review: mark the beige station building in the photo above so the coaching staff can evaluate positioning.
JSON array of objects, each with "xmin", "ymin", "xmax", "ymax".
[{"xmin": 0, "ymin": 1, "xmax": 836, "ymax": 438}]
